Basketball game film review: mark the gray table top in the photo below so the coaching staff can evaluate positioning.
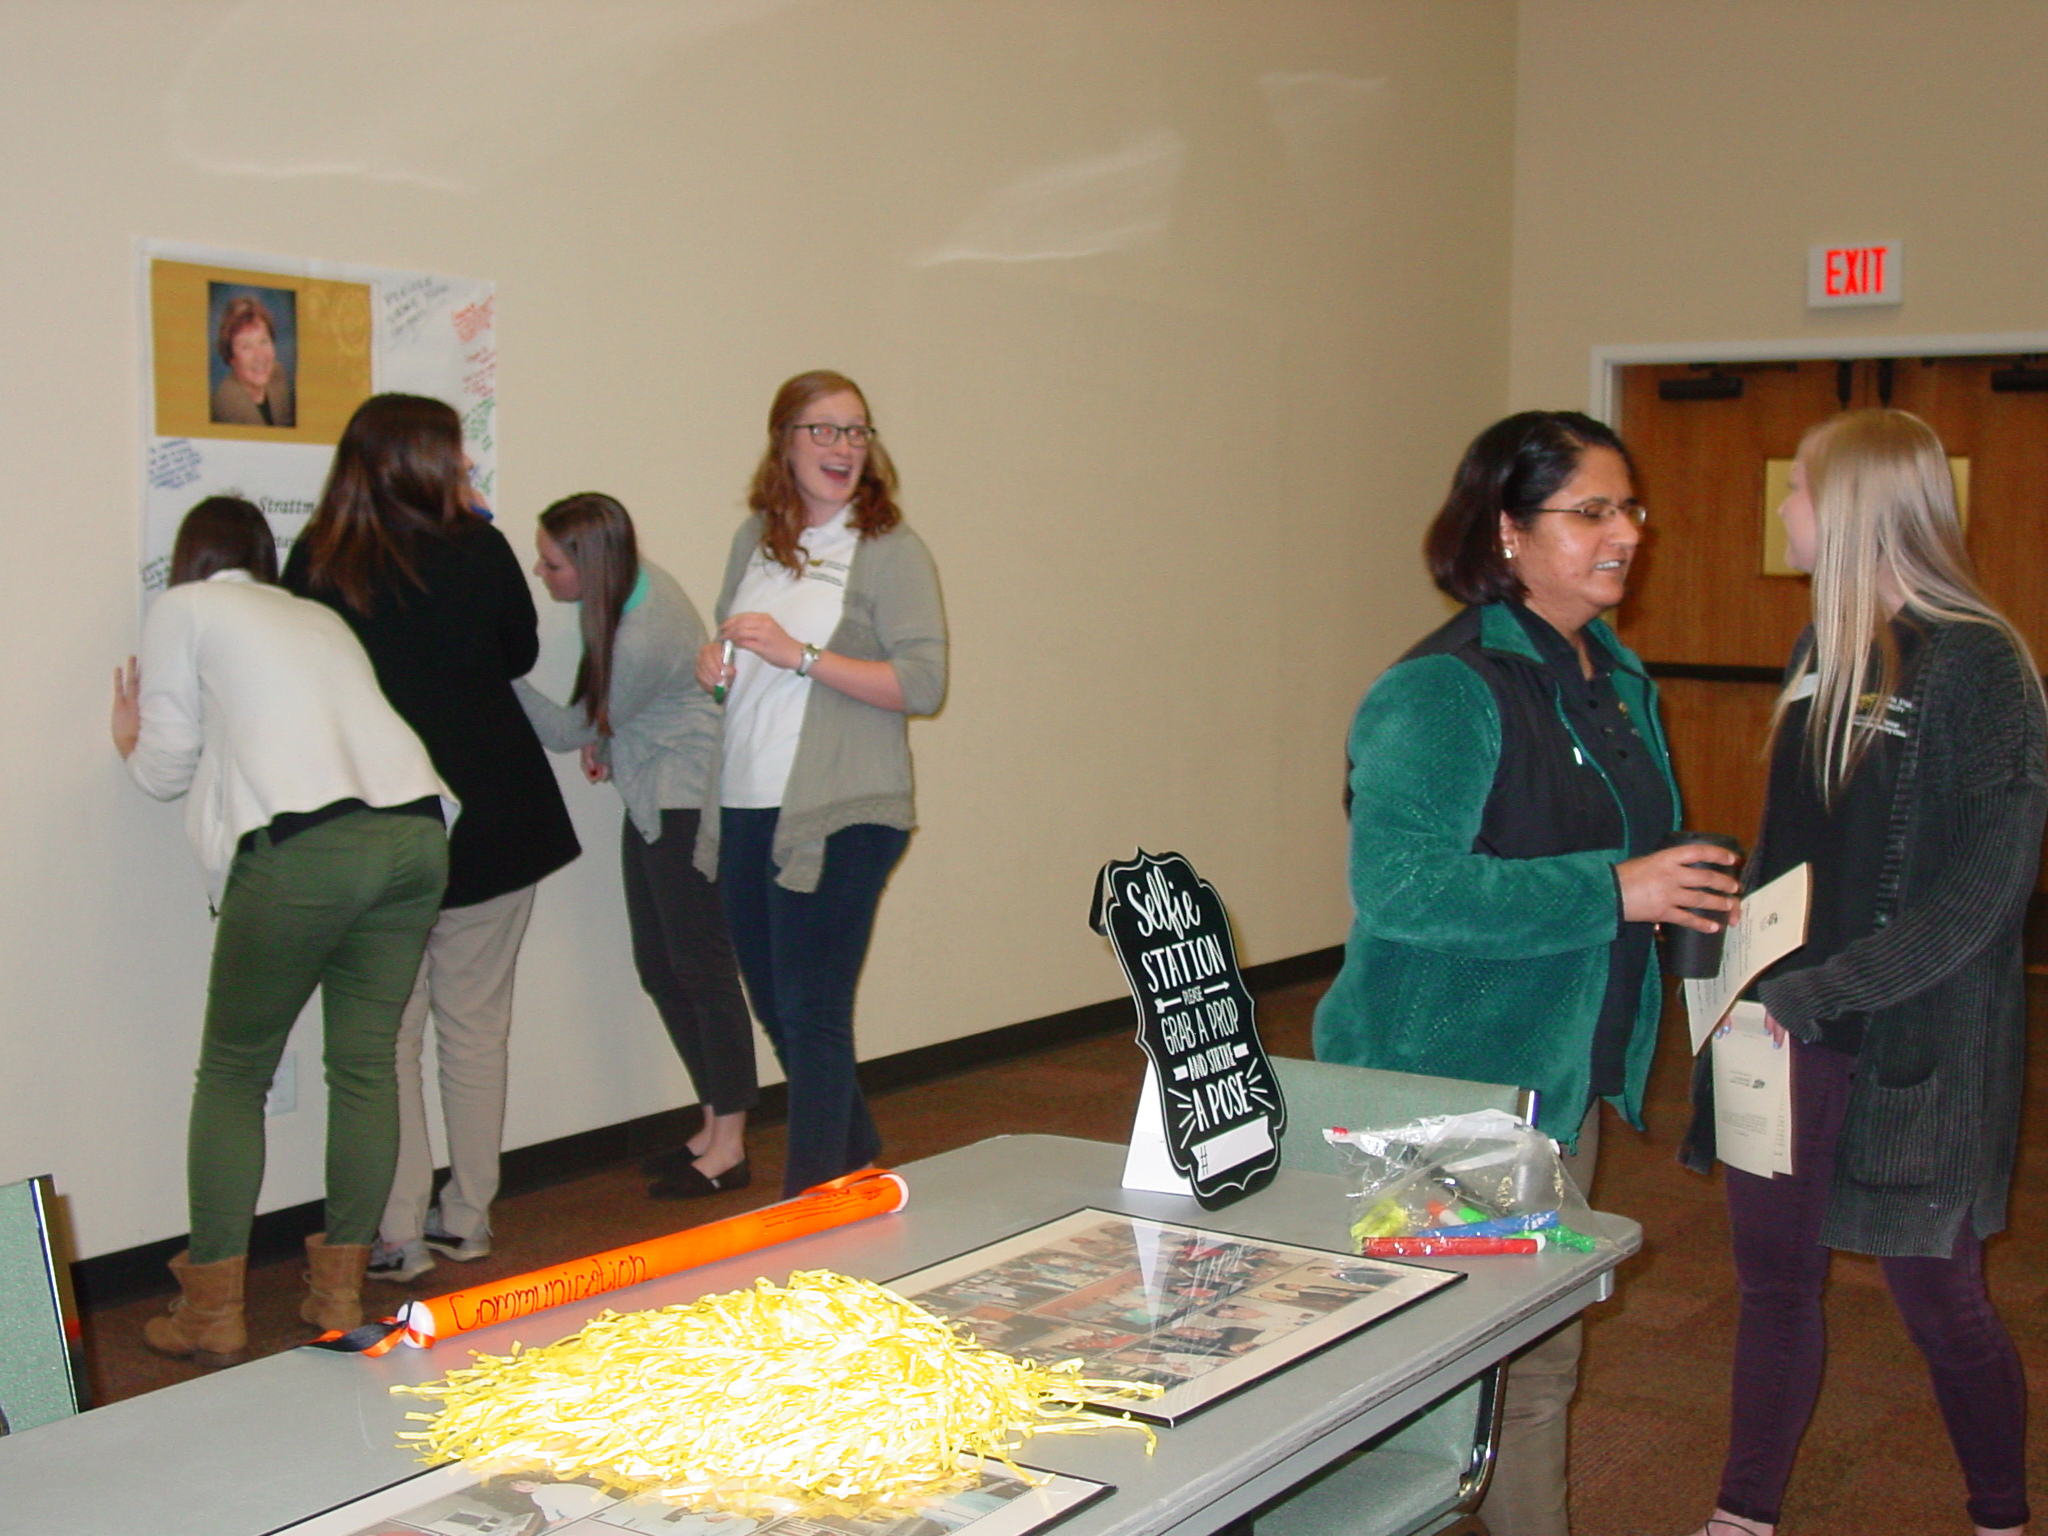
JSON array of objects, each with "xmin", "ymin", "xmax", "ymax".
[{"xmin": 0, "ymin": 1135, "xmax": 1638, "ymax": 1535}]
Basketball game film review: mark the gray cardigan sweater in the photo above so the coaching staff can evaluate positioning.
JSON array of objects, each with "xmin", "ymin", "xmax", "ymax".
[
  {"xmin": 693, "ymin": 516, "xmax": 947, "ymax": 892},
  {"xmin": 515, "ymin": 562, "xmax": 720, "ymax": 844},
  {"xmin": 1682, "ymin": 617, "xmax": 2048, "ymax": 1257}
]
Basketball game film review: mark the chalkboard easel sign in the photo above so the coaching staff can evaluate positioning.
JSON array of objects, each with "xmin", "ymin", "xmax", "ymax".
[{"xmin": 1090, "ymin": 849, "xmax": 1284, "ymax": 1209}]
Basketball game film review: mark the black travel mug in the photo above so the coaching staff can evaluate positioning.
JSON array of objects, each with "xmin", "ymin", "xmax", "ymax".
[{"xmin": 1656, "ymin": 830, "xmax": 1743, "ymax": 978}]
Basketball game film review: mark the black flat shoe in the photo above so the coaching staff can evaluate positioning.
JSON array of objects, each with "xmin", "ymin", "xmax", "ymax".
[
  {"xmin": 648, "ymin": 1158, "xmax": 752, "ymax": 1200},
  {"xmin": 639, "ymin": 1146, "xmax": 703, "ymax": 1180}
]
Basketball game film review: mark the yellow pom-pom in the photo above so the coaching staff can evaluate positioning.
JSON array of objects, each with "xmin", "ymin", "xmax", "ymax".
[{"xmin": 395, "ymin": 1270, "xmax": 1156, "ymax": 1517}]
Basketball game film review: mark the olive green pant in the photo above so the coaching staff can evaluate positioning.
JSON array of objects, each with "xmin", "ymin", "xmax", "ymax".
[{"xmin": 186, "ymin": 810, "xmax": 447, "ymax": 1263}]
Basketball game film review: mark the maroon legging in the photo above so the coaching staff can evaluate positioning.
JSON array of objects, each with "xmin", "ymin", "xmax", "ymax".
[{"xmin": 1716, "ymin": 1038, "xmax": 2029, "ymax": 1529}]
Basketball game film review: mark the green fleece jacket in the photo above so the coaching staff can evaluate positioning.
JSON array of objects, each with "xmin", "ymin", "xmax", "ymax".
[{"xmin": 1313, "ymin": 603, "xmax": 1679, "ymax": 1144}]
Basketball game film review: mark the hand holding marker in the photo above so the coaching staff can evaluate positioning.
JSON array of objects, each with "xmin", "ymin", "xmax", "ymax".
[{"xmin": 713, "ymin": 639, "xmax": 736, "ymax": 704}]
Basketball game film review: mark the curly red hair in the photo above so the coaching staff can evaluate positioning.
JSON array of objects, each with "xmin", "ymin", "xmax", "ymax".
[{"xmin": 747, "ymin": 370, "xmax": 901, "ymax": 573}]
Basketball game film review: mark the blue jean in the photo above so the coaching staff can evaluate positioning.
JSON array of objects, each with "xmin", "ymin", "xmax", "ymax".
[
  {"xmin": 1718, "ymin": 1038, "xmax": 2029, "ymax": 1530},
  {"xmin": 718, "ymin": 810, "xmax": 908, "ymax": 1196}
]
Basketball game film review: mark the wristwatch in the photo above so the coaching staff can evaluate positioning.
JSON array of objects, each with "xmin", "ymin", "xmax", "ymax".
[{"xmin": 796, "ymin": 643, "xmax": 822, "ymax": 677}]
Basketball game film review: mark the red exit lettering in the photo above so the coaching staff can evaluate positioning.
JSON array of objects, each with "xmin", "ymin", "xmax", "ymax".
[{"xmin": 1824, "ymin": 245, "xmax": 1889, "ymax": 297}]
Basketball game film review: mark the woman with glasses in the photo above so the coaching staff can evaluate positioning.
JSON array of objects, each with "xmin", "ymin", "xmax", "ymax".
[
  {"xmin": 516, "ymin": 493, "xmax": 757, "ymax": 1199},
  {"xmin": 1314, "ymin": 411, "xmax": 1737, "ymax": 1536},
  {"xmin": 694, "ymin": 370, "xmax": 947, "ymax": 1197},
  {"xmin": 1679, "ymin": 412, "xmax": 2041, "ymax": 1536}
]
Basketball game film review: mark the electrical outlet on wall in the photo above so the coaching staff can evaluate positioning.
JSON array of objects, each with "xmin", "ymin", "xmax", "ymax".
[{"xmin": 265, "ymin": 1048, "xmax": 297, "ymax": 1117}]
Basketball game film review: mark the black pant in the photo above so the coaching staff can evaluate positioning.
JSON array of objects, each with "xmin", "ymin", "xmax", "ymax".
[{"xmin": 620, "ymin": 810, "xmax": 757, "ymax": 1116}]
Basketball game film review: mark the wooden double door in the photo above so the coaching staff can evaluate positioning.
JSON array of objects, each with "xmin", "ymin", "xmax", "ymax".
[{"xmin": 1612, "ymin": 355, "xmax": 2048, "ymax": 887}]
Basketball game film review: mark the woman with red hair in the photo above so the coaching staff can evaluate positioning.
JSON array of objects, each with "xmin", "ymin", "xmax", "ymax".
[{"xmin": 694, "ymin": 371, "xmax": 947, "ymax": 1198}]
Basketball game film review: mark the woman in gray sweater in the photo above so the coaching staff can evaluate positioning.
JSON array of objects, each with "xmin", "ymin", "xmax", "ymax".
[
  {"xmin": 517, "ymin": 493, "xmax": 756, "ymax": 1199},
  {"xmin": 1682, "ymin": 411, "xmax": 2044, "ymax": 1536},
  {"xmin": 694, "ymin": 371, "xmax": 947, "ymax": 1198}
]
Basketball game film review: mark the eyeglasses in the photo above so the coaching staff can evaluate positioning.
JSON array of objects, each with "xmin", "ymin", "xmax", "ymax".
[
  {"xmin": 1528, "ymin": 498, "xmax": 1648, "ymax": 527},
  {"xmin": 790, "ymin": 423, "xmax": 876, "ymax": 447}
]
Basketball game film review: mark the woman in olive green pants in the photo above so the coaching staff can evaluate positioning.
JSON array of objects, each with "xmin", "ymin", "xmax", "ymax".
[{"xmin": 115, "ymin": 497, "xmax": 450, "ymax": 1365}]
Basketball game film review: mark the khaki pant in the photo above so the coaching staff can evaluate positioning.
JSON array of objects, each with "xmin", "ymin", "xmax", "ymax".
[
  {"xmin": 378, "ymin": 885, "xmax": 535, "ymax": 1247},
  {"xmin": 1476, "ymin": 1104, "xmax": 1601, "ymax": 1536}
]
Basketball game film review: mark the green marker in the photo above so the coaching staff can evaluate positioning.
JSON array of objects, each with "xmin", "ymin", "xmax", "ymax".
[{"xmin": 713, "ymin": 638, "xmax": 735, "ymax": 704}]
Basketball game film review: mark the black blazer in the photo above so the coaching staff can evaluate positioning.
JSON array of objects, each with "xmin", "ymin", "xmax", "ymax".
[{"xmin": 283, "ymin": 519, "xmax": 579, "ymax": 908}]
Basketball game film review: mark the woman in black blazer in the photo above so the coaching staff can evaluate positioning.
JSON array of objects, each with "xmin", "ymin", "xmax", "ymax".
[{"xmin": 285, "ymin": 394, "xmax": 578, "ymax": 1283}]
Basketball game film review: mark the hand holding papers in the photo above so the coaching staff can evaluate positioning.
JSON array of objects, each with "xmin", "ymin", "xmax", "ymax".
[
  {"xmin": 1712, "ymin": 1002, "xmax": 1793, "ymax": 1177},
  {"xmin": 1684, "ymin": 862, "xmax": 1811, "ymax": 1052},
  {"xmin": 1678, "ymin": 864, "xmax": 1808, "ymax": 1179}
]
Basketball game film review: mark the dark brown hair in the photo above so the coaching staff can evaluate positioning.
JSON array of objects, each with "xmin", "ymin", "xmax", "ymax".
[
  {"xmin": 169, "ymin": 496, "xmax": 278, "ymax": 586},
  {"xmin": 215, "ymin": 296, "xmax": 277, "ymax": 365},
  {"xmin": 297, "ymin": 394, "xmax": 477, "ymax": 613},
  {"xmin": 747, "ymin": 370, "xmax": 901, "ymax": 573},
  {"xmin": 1424, "ymin": 411, "xmax": 1635, "ymax": 605},
  {"xmin": 537, "ymin": 493, "xmax": 640, "ymax": 737}
]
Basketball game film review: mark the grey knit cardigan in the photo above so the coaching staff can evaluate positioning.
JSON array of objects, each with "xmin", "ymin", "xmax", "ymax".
[
  {"xmin": 1682, "ymin": 617, "xmax": 2048, "ymax": 1257},
  {"xmin": 693, "ymin": 516, "xmax": 947, "ymax": 893},
  {"xmin": 515, "ymin": 562, "xmax": 719, "ymax": 845}
]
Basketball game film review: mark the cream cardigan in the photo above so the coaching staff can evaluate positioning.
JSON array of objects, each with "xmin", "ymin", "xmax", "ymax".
[{"xmin": 128, "ymin": 572, "xmax": 452, "ymax": 902}]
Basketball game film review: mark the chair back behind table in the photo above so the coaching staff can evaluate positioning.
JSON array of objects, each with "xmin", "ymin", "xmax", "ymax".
[
  {"xmin": 1253, "ymin": 1057, "xmax": 1526, "ymax": 1536},
  {"xmin": 0, "ymin": 1174, "xmax": 84, "ymax": 1435},
  {"xmin": 1270, "ymin": 1055, "xmax": 1528, "ymax": 1177}
]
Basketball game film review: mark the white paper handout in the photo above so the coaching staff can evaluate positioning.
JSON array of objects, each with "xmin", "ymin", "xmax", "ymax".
[
  {"xmin": 1685, "ymin": 862, "xmax": 1812, "ymax": 1052},
  {"xmin": 1711, "ymin": 1001, "xmax": 1793, "ymax": 1177}
]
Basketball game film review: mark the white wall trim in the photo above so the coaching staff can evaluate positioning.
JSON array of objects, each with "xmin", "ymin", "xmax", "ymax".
[{"xmin": 1589, "ymin": 331, "xmax": 2048, "ymax": 421}]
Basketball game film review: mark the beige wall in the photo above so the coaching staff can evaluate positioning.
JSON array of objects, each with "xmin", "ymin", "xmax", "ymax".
[
  {"xmin": 0, "ymin": 2, "xmax": 1515, "ymax": 1257},
  {"xmin": 1510, "ymin": 0, "xmax": 2048, "ymax": 408}
]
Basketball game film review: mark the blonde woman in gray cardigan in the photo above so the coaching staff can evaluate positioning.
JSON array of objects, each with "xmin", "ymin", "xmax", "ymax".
[
  {"xmin": 1681, "ymin": 412, "xmax": 2045, "ymax": 1536},
  {"xmin": 694, "ymin": 371, "xmax": 947, "ymax": 1197},
  {"xmin": 516, "ymin": 493, "xmax": 757, "ymax": 1201}
]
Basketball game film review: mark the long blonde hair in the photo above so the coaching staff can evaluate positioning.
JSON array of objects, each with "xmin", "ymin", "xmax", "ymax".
[{"xmin": 1782, "ymin": 408, "xmax": 2039, "ymax": 799}]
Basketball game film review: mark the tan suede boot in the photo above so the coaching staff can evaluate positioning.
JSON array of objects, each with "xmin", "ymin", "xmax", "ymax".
[
  {"xmin": 143, "ymin": 1251, "xmax": 247, "ymax": 1368},
  {"xmin": 300, "ymin": 1232, "xmax": 371, "ymax": 1333}
]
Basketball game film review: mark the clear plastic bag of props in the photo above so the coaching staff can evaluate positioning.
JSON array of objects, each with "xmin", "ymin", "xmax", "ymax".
[{"xmin": 1324, "ymin": 1109, "xmax": 1605, "ymax": 1252}]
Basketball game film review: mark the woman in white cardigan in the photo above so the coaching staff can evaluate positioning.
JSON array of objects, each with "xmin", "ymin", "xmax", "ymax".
[
  {"xmin": 516, "ymin": 492, "xmax": 756, "ymax": 1198},
  {"xmin": 114, "ymin": 496, "xmax": 450, "ymax": 1364}
]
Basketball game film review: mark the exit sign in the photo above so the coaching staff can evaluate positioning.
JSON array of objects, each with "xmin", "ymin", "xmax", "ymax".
[{"xmin": 1808, "ymin": 242, "xmax": 1902, "ymax": 308}]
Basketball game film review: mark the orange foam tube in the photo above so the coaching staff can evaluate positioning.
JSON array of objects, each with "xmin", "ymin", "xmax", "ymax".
[{"xmin": 389, "ymin": 1168, "xmax": 908, "ymax": 1349}]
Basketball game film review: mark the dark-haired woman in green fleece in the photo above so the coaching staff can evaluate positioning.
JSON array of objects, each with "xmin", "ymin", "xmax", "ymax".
[{"xmin": 1314, "ymin": 411, "xmax": 1738, "ymax": 1536}]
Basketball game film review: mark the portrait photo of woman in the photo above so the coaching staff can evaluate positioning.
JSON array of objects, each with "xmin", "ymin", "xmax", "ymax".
[{"xmin": 207, "ymin": 284, "xmax": 297, "ymax": 429}]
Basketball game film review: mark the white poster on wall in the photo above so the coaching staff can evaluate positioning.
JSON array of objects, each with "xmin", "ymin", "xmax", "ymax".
[{"xmin": 136, "ymin": 240, "xmax": 495, "ymax": 594}]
